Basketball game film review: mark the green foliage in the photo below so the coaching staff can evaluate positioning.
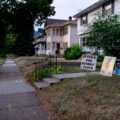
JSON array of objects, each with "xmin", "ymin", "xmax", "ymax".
[
  {"xmin": 28, "ymin": 69, "xmax": 49, "ymax": 82},
  {"xmin": 0, "ymin": 53, "xmax": 6, "ymax": 58},
  {"xmin": 50, "ymin": 66, "xmax": 65, "ymax": 73},
  {"xmin": 86, "ymin": 13, "xmax": 120, "ymax": 58},
  {"xmin": 97, "ymin": 54, "xmax": 105, "ymax": 62},
  {"xmin": 29, "ymin": 66, "xmax": 65, "ymax": 81},
  {"xmin": 64, "ymin": 44, "xmax": 83, "ymax": 60},
  {"xmin": 0, "ymin": 0, "xmax": 55, "ymax": 55}
]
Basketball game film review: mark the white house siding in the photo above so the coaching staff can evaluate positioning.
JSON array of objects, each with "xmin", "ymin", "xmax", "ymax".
[
  {"xmin": 114, "ymin": 0, "xmax": 120, "ymax": 14},
  {"xmin": 76, "ymin": 0, "xmax": 120, "ymax": 52},
  {"xmin": 62, "ymin": 25, "xmax": 71, "ymax": 47},
  {"xmin": 70, "ymin": 24, "xmax": 79, "ymax": 46},
  {"xmin": 77, "ymin": 7, "xmax": 102, "ymax": 36},
  {"xmin": 46, "ymin": 23, "xmax": 79, "ymax": 55},
  {"xmin": 87, "ymin": 7, "xmax": 102, "ymax": 24}
]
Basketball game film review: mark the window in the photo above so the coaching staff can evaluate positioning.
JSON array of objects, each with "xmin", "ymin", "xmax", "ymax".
[
  {"xmin": 53, "ymin": 29, "xmax": 56, "ymax": 36},
  {"xmin": 63, "ymin": 27, "xmax": 68, "ymax": 35},
  {"xmin": 104, "ymin": 4, "xmax": 112, "ymax": 16},
  {"xmin": 52, "ymin": 42, "xmax": 56, "ymax": 49},
  {"xmin": 81, "ymin": 16, "xmax": 87, "ymax": 26},
  {"xmin": 105, "ymin": 8, "xmax": 111, "ymax": 16},
  {"xmin": 47, "ymin": 29, "xmax": 51, "ymax": 36},
  {"xmin": 60, "ymin": 29, "xmax": 63, "ymax": 36},
  {"xmin": 56, "ymin": 29, "xmax": 59, "ymax": 36},
  {"xmin": 41, "ymin": 44, "xmax": 45, "ymax": 50},
  {"xmin": 53, "ymin": 29, "xmax": 61, "ymax": 36},
  {"xmin": 80, "ymin": 37, "xmax": 87, "ymax": 47}
]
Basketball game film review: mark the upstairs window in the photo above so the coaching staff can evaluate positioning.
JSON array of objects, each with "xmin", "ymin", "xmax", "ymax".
[
  {"xmin": 104, "ymin": 4, "xmax": 112, "ymax": 16},
  {"xmin": 53, "ymin": 29, "xmax": 61, "ymax": 36},
  {"xmin": 81, "ymin": 16, "xmax": 87, "ymax": 26},
  {"xmin": 56, "ymin": 29, "xmax": 59, "ymax": 36},
  {"xmin": 46, "ymin": 29, "xmax": 51, "ymax": 36},
  {"xmin": 53, "ymin": 29, "xmax": 56, "ymax": 36},
  {"xmin": 63, "ymin": 27, "xmax": 68, "ymax": 35},
  {"xmin": 60, "ymin": 29, "xmax": 63, "ymax": 36}
]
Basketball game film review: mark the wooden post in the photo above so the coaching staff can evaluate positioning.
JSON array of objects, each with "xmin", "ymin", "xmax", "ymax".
[{"xmin": 86, "ymin": 70, "xmax": 88, "ymax": 81}]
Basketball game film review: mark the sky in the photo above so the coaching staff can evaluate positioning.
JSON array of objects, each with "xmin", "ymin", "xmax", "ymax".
[{"xmin": 35, "ymin": 0, "xmax": 99, "ymax": 30}]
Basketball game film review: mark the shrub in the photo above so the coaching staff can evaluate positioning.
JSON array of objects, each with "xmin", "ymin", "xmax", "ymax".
[
  {"xmin": 64, "ymin": 44, "xmax": 83, "ymax": 60},
  {"xmin": 0, "ymin": 53, "xmax": 6, "ymax": 58},
  {"xmin": 97, "ymin": 54, "xmax": 105, "ymax": 62},
  {"xmin": 28, "ymin": 66, "xmax": 66, "ymax": 82},
  {"xmin": 50, "ymin": 66, "xmax": 65, "ymax": 73}
]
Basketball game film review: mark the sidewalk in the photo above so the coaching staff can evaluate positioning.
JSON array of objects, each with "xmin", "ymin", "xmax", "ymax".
[{"xmin": 0, "ymin": 58, "xmax": 53, "ymax": 120}]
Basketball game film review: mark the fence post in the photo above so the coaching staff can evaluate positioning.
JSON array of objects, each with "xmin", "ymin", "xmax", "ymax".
[
  {"xmin": 56, "ymin": 56, "xmax": 57, "ymax": 74},
  {"xmin": 35, "ymin": 62, "xmax": 37, "ymax": 82}
]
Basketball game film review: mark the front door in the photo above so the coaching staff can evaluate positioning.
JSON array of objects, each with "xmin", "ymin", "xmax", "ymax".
[{"xmin": 56, "ymin": 43, "xmax": 60, "ymax": 54}]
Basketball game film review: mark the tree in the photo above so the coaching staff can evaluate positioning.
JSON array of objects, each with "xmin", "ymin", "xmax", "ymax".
[
  {"xmin": 0, "ymin": 0, "xmax": 55, "ymax": 55},
  {"xmin": 86, "ymin": 13, "xmax": 120, "ymax": 58}
]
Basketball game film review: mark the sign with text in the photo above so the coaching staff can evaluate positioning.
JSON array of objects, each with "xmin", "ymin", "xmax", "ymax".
[
  {"xmin": 81, "ymin": 54, "xmax": 97, "ymax": 71},
  {"xmin": 100, "ymin": 56, "xmax": 116, "ymax": 77},
  {"xmin": 116, "ymin": 60, "xmax": 120, "ymax": 75}
]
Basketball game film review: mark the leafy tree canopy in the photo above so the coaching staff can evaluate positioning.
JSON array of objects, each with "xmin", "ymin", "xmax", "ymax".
[
  {"xmin": 86, "ymin": 13, "xmax": 120, "ymax": 58},
  {"xmin": 0, "ymin": 0, "xmax": 55, "ymax": 55}
]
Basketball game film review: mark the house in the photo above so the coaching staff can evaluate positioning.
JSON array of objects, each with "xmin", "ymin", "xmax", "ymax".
[
  {"xmin": 45, "ymin": 17, "xmax": 79, "ymax": 56},
  {"xmin": 33, "ymin": 28, "xmax": 46, "ymax": 56},
  {"xmin": 73, "ymin": 0, "xmax": 120, "ymax": 52}
]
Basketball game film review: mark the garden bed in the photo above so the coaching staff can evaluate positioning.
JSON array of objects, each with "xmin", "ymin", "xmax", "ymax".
[{"xmin": 38, "ymin": 75, "xmax": 120, "ymax": 120}]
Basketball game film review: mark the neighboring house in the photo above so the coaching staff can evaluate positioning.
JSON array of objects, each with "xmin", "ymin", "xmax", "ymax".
[
  {"xmin": 33, "ymin": 28, "xmax": 46, "ymax": 56},
  {"xmin": 45, "ymin": 17, "xmax": 79, "ymax": 56},
  {"xmin": 74, "ymin": 0, "xmax": 120, "ymax": 52}
]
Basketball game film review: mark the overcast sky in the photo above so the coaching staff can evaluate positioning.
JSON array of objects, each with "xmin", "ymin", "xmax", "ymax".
[
  {"xmin": 35, "ymin": 0, "xmax": 99, "ymax": 30},
  {"xmin": 51, "ymin": 0, "xmax": 99, "ymax": 20}
]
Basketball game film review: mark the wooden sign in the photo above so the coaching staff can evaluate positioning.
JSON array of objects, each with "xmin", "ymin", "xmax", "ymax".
[
  {"xmin": 81, "ymin": 54, "xmax": 97, "ymax": 71},
  {"xmin": 100, "ymin": 56, "xmax": 116, "ymax": 77}
]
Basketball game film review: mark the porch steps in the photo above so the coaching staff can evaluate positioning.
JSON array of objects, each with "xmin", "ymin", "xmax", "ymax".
[
  {"xmin": 34, "ymin": 82, "xmax": 48, "ymax": 89},
  {"xmin": 43, "ymin": 78, "xmax": 59, "ymax": 85},
  {"xmin": 34, "ymin": 72, "xmax": 100, "ymax": 89}
]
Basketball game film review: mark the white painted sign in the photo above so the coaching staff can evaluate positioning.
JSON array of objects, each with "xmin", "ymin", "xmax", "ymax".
[
  {"xmin": 100, "ymin": 56, "xmax": 116, "ymax": 77},
  {"xmin": 81, "ymin": 54, "xmax": 97, "ymax": 71}
]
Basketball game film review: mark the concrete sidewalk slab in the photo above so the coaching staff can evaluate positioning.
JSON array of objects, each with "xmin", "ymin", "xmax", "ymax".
[{"xmin": 0, "ymin": 58, "xmax": 53, "ymax": 120}]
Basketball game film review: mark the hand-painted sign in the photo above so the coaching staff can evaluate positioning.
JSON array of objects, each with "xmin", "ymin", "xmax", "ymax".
[
  {"xmin": 81, "ymin": 54, "xmax": 97, "ymax": 71},
  {"xmin": 116, "ymin": 60, "xmax": 120, "ymax": 75},
  {"xmin": 100, "ymin": 56, "xmax": 116, "ymax": 77}
]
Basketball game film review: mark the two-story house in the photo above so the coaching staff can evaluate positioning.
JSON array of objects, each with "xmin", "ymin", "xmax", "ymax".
[
  {"xmin": 33, "ymin": 28, "xmax": 46, "ymax": 56},
  {"xmin": 45, "ymin": 17, "xmax": 79, "ymax": 56},
  {"xmin": 74, "ymin": 0, "xmax": 120, "ymax": 52}
]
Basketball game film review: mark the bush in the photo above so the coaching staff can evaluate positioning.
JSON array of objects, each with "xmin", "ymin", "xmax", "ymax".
[
  {"xmin": 64, "ymin": 44, "xmax": 83, "ymax": 60},
  {"xmin": 97, "ymin": 54, "xmax": 105, "ymax": 62},
  {"xmin": 28, "ymin": 66, "xmax": 66, "ymax": 82},
  {"xmin": 0, "ymin": 53, "xmax": 6, "ymax": 58}
]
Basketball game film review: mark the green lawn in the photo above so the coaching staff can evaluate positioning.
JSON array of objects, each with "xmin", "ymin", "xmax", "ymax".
[
  {"xmin": 39, "ymin": 75, "xmax": 120, "ymax": 120},
  {"xmin": 59, "ymin": 64, "xmax": 101, "ymax": 74}
]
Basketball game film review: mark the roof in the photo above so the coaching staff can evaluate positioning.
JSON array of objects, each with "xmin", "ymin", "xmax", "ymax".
[
  {"xmin": 45, "ymin": 19, "xmax": 77, "ymax": 29},
  {"xmin": 74, "ymin": 0, "xmax": 112, "ymax": 18},
  {"xmin": 45, "ymin": 18, "xmax": 68, "ymax": 27},
  {"xmin": 33, "ymin": 28, "xmax": 45, "ymax": 39}
]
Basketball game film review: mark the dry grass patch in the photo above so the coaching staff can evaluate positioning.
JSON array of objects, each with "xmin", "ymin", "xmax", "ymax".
[
  {"xmin": 39, "ymin": 75, "xmax": 120, "ymax": 120},
  {"xmin": 14, "ymin": 56, "xmax": 45, "ymax": 75}
]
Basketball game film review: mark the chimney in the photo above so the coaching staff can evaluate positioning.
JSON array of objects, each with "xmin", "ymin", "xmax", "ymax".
[{"xmin": 69, "ymin": 16, "xmax": 72, "ymax": 21}]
